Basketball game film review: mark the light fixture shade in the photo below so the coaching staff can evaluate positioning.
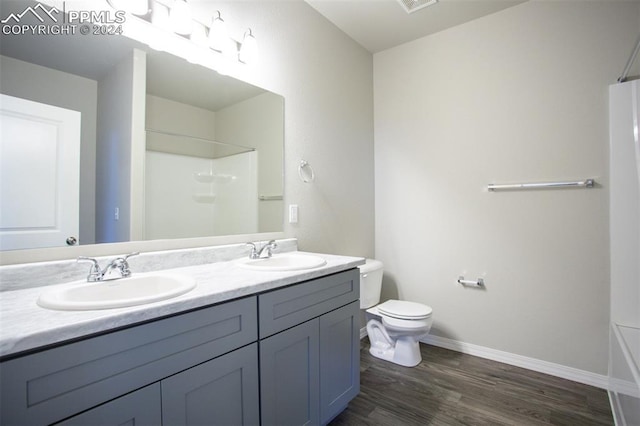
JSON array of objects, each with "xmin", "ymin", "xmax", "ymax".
[
  {"xmin": 169, "ymin": 0, "xmax": 193, "ymax": 35},
  {"xmin": 208, "ymin": 12, "xmax": 227, "ymax": 52},
  {"xmin": 239, "ymin": 29, "xmax": 258, "ymax": 64},
  {"xmin": 107, "ymin": 0, "xmax": 149, "ymax": 16}
]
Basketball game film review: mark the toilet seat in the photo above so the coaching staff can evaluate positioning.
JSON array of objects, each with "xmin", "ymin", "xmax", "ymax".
[
  {"xmin": 382, "ymin": 315, "xmax": 431, "ymax": 330},
  {"xmin": 377, "ymin": 300, "xmax": 432, "ymax": 320}
]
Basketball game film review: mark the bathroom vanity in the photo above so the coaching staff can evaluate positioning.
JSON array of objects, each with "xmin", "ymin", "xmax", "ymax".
[{"xmin": 0, "ymin": 251, "xmax": 362, "ymax": 426}]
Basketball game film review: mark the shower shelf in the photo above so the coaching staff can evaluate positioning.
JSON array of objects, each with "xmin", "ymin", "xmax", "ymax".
[
  {"xmin": 193, "ymin": 172, "xmax": 235, "ymax": 184},
  {"xmin": 192, "ymin": 194, "xmax": 217, "ymax": 203}
]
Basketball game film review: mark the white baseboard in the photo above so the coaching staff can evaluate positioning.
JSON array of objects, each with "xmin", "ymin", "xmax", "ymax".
[
  {"xmin": 360, "ymin": 326, "xmax": 367, "ymax": 340},
  {"xmin": 359, "ymin": 329, "xmax": 609, "ymax": 389}
]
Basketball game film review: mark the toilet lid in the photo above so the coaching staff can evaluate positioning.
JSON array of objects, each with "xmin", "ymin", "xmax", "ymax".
[{"xmin": 377, "ymin": 300, "xmax": 432, "ymax": 320}]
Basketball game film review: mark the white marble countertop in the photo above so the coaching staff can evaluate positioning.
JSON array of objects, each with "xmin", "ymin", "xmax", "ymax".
[{"xmin": 0, "ymin": 251, "xmax": 364, "ymax": 358}]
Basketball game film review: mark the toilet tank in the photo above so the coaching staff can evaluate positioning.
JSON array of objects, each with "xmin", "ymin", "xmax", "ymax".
[{"xmin": 358, "ymin": 259, "xmax": 383, "ymax": 309}]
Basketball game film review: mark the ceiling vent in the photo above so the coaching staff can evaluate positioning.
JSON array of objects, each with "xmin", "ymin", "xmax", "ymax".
[{"xmin": 397, "ymin": 0, "xmax": 438, "ymax": 14}]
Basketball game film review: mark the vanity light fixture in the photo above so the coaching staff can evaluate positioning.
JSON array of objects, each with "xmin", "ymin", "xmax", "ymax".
[
  {"xmin": 169, "ymin": 0, "xmax": 193, "ymax": 35},
  {"xmin": 118, "ymin": 1, "xmax": 259, "ymax": 71},
  {"xmin": 239, "ymin": 29, "xmax": 258, "ymax": 65},
  {"xmin": 208, "ymin": 11, "xmax": 227, "ymax": 52},
  {"xmin": 107, "ymin": 0, "xmax": 150, "ymax": 16},
  {"xmin": 208, "ymin": 12, "xmax": 236, "ymax": 59}
]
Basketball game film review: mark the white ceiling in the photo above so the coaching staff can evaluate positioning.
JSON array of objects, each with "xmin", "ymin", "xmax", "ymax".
[
  {"xmin": 0, "ymin": 0, "xmax": 528, "ymax": 107},
  {"xmin": 305, "ymin": 0, "xmax": 526, "ymax": 53}
]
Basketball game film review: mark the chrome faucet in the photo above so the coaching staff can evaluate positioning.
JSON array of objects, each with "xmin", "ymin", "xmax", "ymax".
[
  {"xmin": 246, "ymin": 240, "xmax": 277, "ymax": 259},
  {"xmin": 77, "ymin": 252, "xmax": 140, "ymax": 282}
]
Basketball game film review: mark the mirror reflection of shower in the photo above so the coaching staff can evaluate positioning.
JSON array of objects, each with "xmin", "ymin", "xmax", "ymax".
[{"xmin": 144, "ymin": 129, "xmax": 258, "ymax": 239}]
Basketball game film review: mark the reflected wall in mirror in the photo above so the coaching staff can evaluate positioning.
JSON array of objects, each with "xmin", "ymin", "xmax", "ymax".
[
  {"xmin": 145, "ymin": 130, "xmax": 258, "ymax": 240},
  {"xmin": 0, "ymin": 1, "xmax": 284, "ymax": 251}
]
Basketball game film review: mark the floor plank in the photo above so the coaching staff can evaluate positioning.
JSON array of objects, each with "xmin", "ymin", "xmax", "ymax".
[{"xmin": 330, "ymin": 340, "xmax": 613, "ymax": 426}]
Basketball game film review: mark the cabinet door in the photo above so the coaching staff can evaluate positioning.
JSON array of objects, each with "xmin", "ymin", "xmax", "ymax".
[
  {"xmin": 162, "ymin": 343, "xmax": 259, "ymax": 426},
  {"xmin": 54, "ymin": 383, "xmax": 161, "ymax": 426},
  {"xmin": 319, "ymin": 301, "xmax": 360, "ymax": 424},
  {"xmin": 260, "ymin": 319, "xmax": 320, "ymax": 426}
]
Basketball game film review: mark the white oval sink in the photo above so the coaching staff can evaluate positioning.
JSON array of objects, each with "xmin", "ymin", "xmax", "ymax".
[
  {"xmin": 37, "ymin": 273, "xmax": 196, "ymax": 311},
  {"xmin": 237, "ymin": 253, "xmax": 327, "ymax": 271}
]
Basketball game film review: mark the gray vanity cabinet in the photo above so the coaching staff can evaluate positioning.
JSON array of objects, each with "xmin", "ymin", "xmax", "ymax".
[
  {"xmin": 52, "ymin": 344, "xmax": 260, "ymax": 426},
  {"xmin": 0, "ymin": 296, "xmax": 257, "ymax": 426},
  {"xmin": 50, "ymin": 336, "xmax": 260, "ymax": 426},
  {"xmin": 0, "ymin": 267, "xmax": 360, "ymax": 426},
  {"xmin": 258, "ymin": 269, "xmax": 360, "ymax": 426},
  {"xmin": 54, "ymin": 384, "xmax": 162, "ymax": 426},
  {"xmin": 162, "ymin": 343, "xmax": 260, "ymax": 425}
]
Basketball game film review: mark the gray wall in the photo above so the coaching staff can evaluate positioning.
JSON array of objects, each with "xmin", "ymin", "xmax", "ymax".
[
  {"xmin": 192, "ymin": 1, "xmax": 375, "ymax": 258},
  {"xmin": 374, "ymin": 1, "xmax": 640, "ymax": 375},
  {"xmin": 95, "ymin": 50, "xmax": 146, "ymax": 244},
  {"xmin": 215, "ymin": 93, "xmax": 284, "ymax": 233}
]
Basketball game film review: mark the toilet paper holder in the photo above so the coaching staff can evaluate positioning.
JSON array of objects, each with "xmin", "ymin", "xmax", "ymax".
[{"xmin": 457, "ymin": 276, "xmax": 485, "ymax": 288}]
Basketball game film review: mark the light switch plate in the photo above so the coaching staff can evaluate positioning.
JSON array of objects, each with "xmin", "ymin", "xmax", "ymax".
[{"xmin": 289, "ymin": 204, "xmax": 298, "ymax": 224}]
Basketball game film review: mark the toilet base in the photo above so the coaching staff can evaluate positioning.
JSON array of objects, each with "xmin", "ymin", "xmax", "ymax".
[
  {"xmin": 369, "ymin": 337, "xmax": 422, "ymax": 367},
  {"xmin": 366, "ymin": 319, "xmax": 423, "ymax": 367}
]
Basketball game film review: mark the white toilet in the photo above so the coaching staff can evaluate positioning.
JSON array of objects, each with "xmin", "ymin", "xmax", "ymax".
[{"xmin": 359, "ymin": 259, "xmax": 433, "ymax": 367}]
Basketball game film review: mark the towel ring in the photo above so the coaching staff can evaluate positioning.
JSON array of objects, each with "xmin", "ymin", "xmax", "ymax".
[{"xmin": 298, "ymin": 160, "xmax": 315, "ymax": 183}]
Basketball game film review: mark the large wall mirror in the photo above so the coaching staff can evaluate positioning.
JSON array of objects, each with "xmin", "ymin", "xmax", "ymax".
[{"xmin": 0, "ymin": 1, "xmax": 284, "ymax": 255}]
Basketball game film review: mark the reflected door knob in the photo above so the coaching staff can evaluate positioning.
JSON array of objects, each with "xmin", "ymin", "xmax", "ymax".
[{"xmin": 66, "ymin": 236, "xmax": 78, "ymax": 246}]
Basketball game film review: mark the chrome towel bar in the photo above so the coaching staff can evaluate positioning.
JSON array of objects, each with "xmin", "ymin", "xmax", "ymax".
[
  {"xmin": 487, "ymin": 179, "xmax": 595, "ymax": 191},
  {"xmin": 259, "ymin": 195, "xmax": 283, "ymax": 201}
]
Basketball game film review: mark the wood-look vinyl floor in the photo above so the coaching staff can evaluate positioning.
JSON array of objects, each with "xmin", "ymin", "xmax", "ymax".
[{"xmin": 330, "ymin": 339, "xmax": 613, "ymax": 426}]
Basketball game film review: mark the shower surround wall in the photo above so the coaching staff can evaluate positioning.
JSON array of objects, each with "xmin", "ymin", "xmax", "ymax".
[
  {"xmin": 146, "ymin": 93, "xmax": 282, "ymax": 235},
  {"xmin": 374, "ymin": 1, "xmax": 640, "ymax": 378},
  {"xmin": 145, "ymin": 150, "xmax": 258, "ymax": 239}
]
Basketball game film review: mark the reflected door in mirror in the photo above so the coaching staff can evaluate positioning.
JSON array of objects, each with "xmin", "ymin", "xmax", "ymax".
[{"xmin": 0, "ymin": 95, "xmax": 80, "ymax": 250}]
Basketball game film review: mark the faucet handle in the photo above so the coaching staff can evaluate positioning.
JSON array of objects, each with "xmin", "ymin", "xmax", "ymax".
[
  {"xmin": 77, "ymin": 255, "xmax": 98, "ymax": 265},
  {"xmin": 119, "ymin": 252, "xmax": 140, "ymax": 277},
  {"xmin": 246, "ymin": 242, "xmax": 258, "ymax": 259},
  {"xmin": 265, "ymin": 240, "xmax": 277, "ymax": 253},
  {"xmin": 77, "ymin": 256, "xmax": 101, "ymax": 282},
  {"xmin": 123, "ymin": 252, "xmax": 140, "ymax": 261}
]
